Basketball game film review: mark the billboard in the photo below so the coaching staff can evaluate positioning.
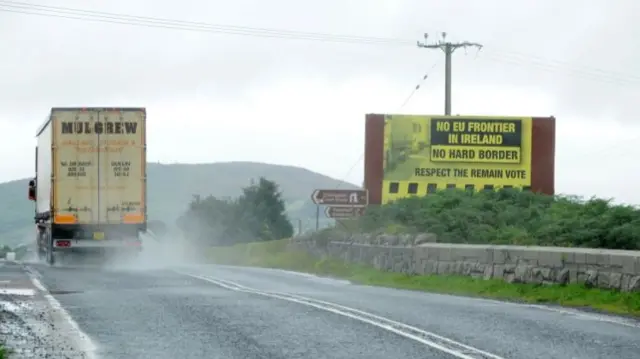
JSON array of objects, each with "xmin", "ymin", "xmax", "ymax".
[{"xmin": 364, "ymin": 114, "xmax": 555, "ymax": 205}]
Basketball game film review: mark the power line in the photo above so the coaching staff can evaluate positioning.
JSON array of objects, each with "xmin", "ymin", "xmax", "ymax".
[
  {"xmin": 335, "ymin": 153, "xmax": 364, "ymax": 190},
  {"xmin": 0, "ymin": 0, "xmax": 412, "ymax": 46},
  {"xmin": 2, "ymin": 2, "xmax": 639, "ymax": 189},
  {"xmin": 486, "ymin": 48, "xmax": 640, "ymax": 84},
  {"xmin": 399, "ymin": 61, "xmax": 439, "ymax": 109},
  {"xmin": 417, "ymin": 32, "xmax": 483, "ymax": 115},
  {"xmin": 336, "ymin": 62, "xmax": 440, "ymax": 190},
  {"xmin": 482, "ymin": 52, "xmax": 640, "ymax": 87},
  {"xmin": 2, "ymin": 1, "xmax": 640, "ymax": 87}
]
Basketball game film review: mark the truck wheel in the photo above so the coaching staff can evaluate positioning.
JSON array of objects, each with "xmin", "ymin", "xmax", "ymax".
[{"xmin": 46, "ymin": 231, "xmax": 55, "ymax": 266}]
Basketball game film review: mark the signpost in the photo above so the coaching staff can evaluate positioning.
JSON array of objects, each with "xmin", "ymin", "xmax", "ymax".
[
  {"xmin": 325, "ymin": 206, "xmax": 365, "ymax": 219},
  {"xmin": 311, "ymin": 189, "xmax": 368, "ymax": 229},
  {"xmin": 310, "ymin": 189, "xmax": 368, "ymax": 207}
]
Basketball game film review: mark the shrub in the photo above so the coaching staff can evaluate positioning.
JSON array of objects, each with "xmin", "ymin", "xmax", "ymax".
[
  {"xmin": 357, "ymin": 188, "xmax": 640, "ymax": 250},
  {"xmin": 178, "ymin": 177, "xmax": 294, "ymax": 246}
]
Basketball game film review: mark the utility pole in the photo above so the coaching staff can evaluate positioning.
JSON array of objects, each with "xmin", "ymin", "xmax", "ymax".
[{"xmin": 417, "ymin": 32, "xmax": 482, "ymax": 115}]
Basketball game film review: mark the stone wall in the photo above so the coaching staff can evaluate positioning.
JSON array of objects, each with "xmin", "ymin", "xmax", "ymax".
[{"xmin": 290, "ymin": 233, "xmax": 640, "ymax": 292}]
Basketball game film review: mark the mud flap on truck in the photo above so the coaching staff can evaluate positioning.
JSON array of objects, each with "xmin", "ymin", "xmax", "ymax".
[
  {"xmin": 37, "ymin": 235, "xmax": 46, "ymax": 261},
  {"xmin": 35, "ymin": 224, "xmax": 48, "ymax": 262},
  {"xmin": 45, "ymin": 229, "xmax": 55, "ymax": 266}
]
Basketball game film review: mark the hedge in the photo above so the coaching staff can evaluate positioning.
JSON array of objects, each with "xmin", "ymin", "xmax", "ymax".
[{"xmin": 356, "ymin": 189, "xmax": 640, "ymax": 250}]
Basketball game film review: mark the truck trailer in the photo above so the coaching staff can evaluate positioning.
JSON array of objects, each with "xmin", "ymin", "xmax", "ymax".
[{"xmin": 28, "ymin": 107, "xmax": 147, "ymax": 265}]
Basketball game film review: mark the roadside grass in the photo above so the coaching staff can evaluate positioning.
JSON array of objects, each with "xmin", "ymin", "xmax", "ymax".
[
  {"xmin": 0, "ymin": 344, "xmax": 9, "ymax": 359},
  {"xmin": 206, "ymin": 239, "xmax": 640, "ymax": 317}
]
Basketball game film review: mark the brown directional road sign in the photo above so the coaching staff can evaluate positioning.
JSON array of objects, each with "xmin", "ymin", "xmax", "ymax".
[
  {"xmin": 325, "ymin": 206, "xmax": 366, "ymax": 219},
  {"xmin": 311, "ymin": 189, "xmax": 368, "ymax": 207}
]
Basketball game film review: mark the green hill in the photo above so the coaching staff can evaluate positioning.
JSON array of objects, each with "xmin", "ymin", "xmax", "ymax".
[{"xmin": 0, "ymin": 162, "xmax": 359, "ymax": 247}]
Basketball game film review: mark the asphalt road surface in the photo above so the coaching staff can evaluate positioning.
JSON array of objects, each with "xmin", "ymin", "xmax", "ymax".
[{"xmin": 7, "ymin": 260, "xmax": 640, "ymax": 359}]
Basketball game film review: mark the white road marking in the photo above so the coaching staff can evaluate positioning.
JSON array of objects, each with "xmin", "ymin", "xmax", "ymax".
[
  {"xmin": 216, "ymin": 265, "xmax": 640, "ymax": 330},
  {"xmin": 522, "ymin": 304, "xmax": 640, "ymax": 329},
  {"xmin": 176, "ymin": 270, "xmax": 506, "ymax": 359},
  {"xmin": 449, "ymin": 295, "xmax": 640, "ymax": 329},
  {"xmin": 260, "ymin": 268, "xmax": 352, "ymax": 285},
  {"xmin": 0, "ymin": 288, "xmax": 35, "ymax": 296},
  {"xmin": 26, "ymin": 267, "xmax": 100, "ymax": 359},
  {"xmin": 0, "ymin": 280, "xmax": 11, "ymax": 284}
]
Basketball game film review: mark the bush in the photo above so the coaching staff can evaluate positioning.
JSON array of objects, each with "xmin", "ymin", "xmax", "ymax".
[
  {"xmin": 178, "ymin": 177, "xmax": 294, "ymax": 246},
  {"xmin": 357, "ymin": 188, "xmax": 640, "ymax": 250}
]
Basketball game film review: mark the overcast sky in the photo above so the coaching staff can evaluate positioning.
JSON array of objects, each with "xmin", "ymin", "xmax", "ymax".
[{"xmin": 1, "ymin": 0, "xmax": 639, "ymax": 203}]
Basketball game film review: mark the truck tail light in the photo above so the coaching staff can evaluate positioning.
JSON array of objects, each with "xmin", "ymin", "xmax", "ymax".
[{"xmin": 56, "ymin": 240, "xmax": 71, "ymax": 248}]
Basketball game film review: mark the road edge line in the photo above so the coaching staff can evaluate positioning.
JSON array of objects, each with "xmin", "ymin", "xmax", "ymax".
[
  {"xmin": 199, "ymin": 265, "xmax": 640, "ymax": 329},
  {"xmin": 175, "ymin": 270, "xmax": 505, "ymax": 359},
  {"xmin": 25, "ymin": 266, "xmax": 100, "ymax": 359}
]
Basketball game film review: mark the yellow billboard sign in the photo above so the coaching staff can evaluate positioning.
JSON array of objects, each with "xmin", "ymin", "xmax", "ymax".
[{"xmin": 382, "ymin": 115, "xmax": 532, "ymax": 204}]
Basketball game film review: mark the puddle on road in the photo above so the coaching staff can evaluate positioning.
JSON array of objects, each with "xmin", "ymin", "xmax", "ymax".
[
  {"xmin": 0, "ymin": 288, "xmax": 36, "ymax": 296},
  {"xmin": 0, "ymin": 299, "xmax": 32, "ymax": 314}
]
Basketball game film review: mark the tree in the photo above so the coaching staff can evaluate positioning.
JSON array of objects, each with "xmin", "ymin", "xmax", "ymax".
[
  {"xmin": 177, "ymin": 194, "xmax": 242, "ymax": 245},
  {"xmin": 0, "ymin": 245, "xmax": 9, "ymax": 259},
  {"xmin": 239, "ymin": 177, "xmax": 294, "ymax": 241},
  {"xmin": 178, "ymin": 177, "xmax": 294, "ymax": 245}
]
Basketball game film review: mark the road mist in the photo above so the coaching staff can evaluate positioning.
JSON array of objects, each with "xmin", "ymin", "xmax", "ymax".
[
  {"xmin": 20, "ymin": 228, "xmax": 204, "ymax": 272},
  {"xmin": 102, "ymin": 229, "xmax": 200, "ymax": 272},
  {"xmin": 173, "ymin": 217, "xmax": 264, "ymax": 266}
]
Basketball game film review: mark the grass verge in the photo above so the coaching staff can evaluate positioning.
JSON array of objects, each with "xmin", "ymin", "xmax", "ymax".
[
  {"xmin": 206, "ymin": 239, "xmax": 640, "ymax": 317},
  {"xmin": 0, "ymin": 344, "xmax": 9, "ymax": 359}
]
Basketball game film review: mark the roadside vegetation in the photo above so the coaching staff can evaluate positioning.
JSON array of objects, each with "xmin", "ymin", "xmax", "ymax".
[
  {"xmin": 0, "ymin": 162, "xmax": 352, "ymax": 247},
  {"xmin": 207, "ymin": 239, "xmax": 640, "ymax": 317},
  {"xmin": 185, "ymin": 181, "xmax": 640, "ymax": 315},
  {"xmin": 178, "ymin": 177, "xmax": 294, "ymax": 246},
  {"xmin": 0, "ymin": 246, "xmax": 11, "ymax": 259},
  {"xmin": 180, "ymin": 179, "xmax": 640, "ymax": 250},
  {"xmin": 0, "ymin": 344, "xmax": 9, "ymax": 359},
  {"xmin": 356, "ymin": 188, "xmax": 640, "ymax": 250}
]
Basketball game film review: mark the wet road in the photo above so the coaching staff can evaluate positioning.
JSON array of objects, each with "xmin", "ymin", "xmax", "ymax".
[
  {"xmin": 0, "ymin": 260, "xmax": 93, "ymax": 358},
  {"xmin": 21, "ymin": 262, "xmax": 640, "ymax": 359}
]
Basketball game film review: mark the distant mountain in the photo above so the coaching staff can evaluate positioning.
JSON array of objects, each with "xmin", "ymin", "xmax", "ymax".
[{"xmin": 0, "ymin": 162, "xmax": 359, "ymax": 247}]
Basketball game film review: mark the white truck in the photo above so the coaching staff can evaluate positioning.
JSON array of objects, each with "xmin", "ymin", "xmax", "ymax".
[{"xmin": 28, "ymin": 107, "xmax": 147, "ymax": 265}]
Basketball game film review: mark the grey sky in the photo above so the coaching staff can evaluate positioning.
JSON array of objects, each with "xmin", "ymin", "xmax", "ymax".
[{"xmin": 1, "ymin": 0, "xmax": 639, "ymax": 203}]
